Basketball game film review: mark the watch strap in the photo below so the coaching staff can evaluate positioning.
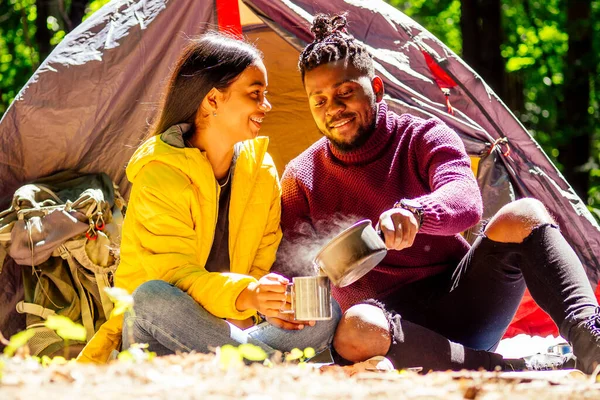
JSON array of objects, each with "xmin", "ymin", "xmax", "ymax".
[{"xmin": 394, "ymin": 199, "xmax": 424, "ymax": 229}]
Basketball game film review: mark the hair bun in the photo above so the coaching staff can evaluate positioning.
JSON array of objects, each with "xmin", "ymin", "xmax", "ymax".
[
  {"xmin": 311, "ymin": 14, "xmax": 333, "ymax": 41},
  {"xmin": 311, "ymin": 13, "xmax": 348, "ymax": 41},
  {"xmin": 330, "ymin": 14, "xmax": 347, "ymax": 33}
]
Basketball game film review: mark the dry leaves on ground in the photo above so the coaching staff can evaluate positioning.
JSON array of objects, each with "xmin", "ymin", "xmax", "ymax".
[{"xmin": 1, "ymin": 352, "xmax": 600, "ymax": 399}]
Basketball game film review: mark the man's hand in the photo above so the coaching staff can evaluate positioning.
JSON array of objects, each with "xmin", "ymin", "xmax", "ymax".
[
  {"xmin": 378, "ymin": 208, "xmax": 419, "ymax": 251},
  {"xmin": 236, "ymin": 273, "xmax": 288, "ymax": 316}
]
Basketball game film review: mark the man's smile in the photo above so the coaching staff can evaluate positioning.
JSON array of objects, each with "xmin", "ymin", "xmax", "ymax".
[{"xmin": 328, "ymin": 116, "xmax": 356, "ymax": 130}]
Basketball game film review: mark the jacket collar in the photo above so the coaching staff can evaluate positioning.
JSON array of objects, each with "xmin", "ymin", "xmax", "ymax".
[{"xmin": 128, "ymin": 124, "xmax": 270, "ymax": 192}]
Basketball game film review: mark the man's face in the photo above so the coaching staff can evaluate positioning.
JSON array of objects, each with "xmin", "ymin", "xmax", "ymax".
[{"xmin": 303, "ymin": 60, "xmax": 382, "ymax": 152}]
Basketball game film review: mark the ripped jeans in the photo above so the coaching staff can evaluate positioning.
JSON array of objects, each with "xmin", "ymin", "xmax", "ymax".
[{"xmin": 336, "ymin": 224, "xmax": 599, "ymax": 371}]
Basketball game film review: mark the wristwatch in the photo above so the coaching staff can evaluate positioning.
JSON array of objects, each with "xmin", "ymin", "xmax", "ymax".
[{"xmin": 394, "ymin": 198, "xmax": 424, "ymax": 229}]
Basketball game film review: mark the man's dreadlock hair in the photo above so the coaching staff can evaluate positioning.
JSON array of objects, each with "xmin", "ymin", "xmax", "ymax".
[{"xmin": 298, "ymin": 13, "xmax": 374, "ymax": 81}]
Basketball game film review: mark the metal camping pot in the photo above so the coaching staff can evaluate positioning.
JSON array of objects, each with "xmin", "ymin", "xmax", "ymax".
[{"xmin": 313, "ymin": 219, "xmax": 387, "ymax": 287}]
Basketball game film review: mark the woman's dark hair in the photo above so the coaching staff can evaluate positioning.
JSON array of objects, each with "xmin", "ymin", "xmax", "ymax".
[
  {"xmin": 148, "ymin": 32, "xmax": 263, "ymax": 137},
  {"xmin": 298, "ymin": 14, "xmax": 374, "ymax": 81}
]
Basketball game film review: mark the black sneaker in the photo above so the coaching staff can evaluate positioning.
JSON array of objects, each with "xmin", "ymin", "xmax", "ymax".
[
  {"xmin": 523, "ymin": 352, "xmax": 577, "ymax": 371},
  {"xmin": 569, "ymin": 310, "xmax": 600, "ymax": 374}
]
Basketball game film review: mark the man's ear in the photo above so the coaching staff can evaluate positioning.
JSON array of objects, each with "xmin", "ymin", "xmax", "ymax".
[{"xmin": 372, "ymin": 76, "xmax": 384, "ymax": 102}]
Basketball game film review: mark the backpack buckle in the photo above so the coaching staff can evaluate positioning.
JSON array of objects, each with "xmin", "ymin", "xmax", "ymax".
[{"xmin": 86, "ymin": 220, "xmax": 97, "ymax": 241}]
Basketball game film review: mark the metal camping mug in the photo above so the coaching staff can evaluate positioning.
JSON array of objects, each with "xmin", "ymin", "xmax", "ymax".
[{"xmin": 280, "ymin": 276, "xmax": 332, "ymax": 321}]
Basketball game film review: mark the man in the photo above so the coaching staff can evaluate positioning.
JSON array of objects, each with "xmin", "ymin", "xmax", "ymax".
[{"xmin": 279, "ymin": 14, "xmax": 600, "ymax": 373}]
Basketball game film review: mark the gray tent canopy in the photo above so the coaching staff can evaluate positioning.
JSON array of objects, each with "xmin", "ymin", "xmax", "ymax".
[{"xmin": 1, "ymin": 0, "xmax": 598, "ymax": 336}]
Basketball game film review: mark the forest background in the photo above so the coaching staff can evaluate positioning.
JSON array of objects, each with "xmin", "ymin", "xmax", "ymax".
[{"xmin": 1, "ymin": 0, "xmax": 599, "ymax": 220}]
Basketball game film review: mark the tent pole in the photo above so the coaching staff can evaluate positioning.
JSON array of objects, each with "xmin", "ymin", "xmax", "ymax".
[{"xmin": 216, "ymin": 0, "xmax": 242, "ymax": 38}]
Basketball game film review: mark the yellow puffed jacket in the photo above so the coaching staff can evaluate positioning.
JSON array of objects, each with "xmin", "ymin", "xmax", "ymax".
[{"xmin": 78, "ymin": 125, "xmax": 282, "ymax": 363}]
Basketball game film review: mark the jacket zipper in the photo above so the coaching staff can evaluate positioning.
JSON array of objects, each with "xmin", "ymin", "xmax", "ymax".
[{"xmin": 207, "ymin": 180, "xmax": 220, "ymax": 261}]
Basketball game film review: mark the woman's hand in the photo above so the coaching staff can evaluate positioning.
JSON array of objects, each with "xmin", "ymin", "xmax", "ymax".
[
  {"xmin": 265, "ymin": 313, "xmax": 315, "ymax": 330},
  {"xmin": 263, "ymin": 282, "xmax": 316, "ymax": 330},
  {"xmin": 236, "ymin": 273, "xmax": 288, "ymax": 317}
]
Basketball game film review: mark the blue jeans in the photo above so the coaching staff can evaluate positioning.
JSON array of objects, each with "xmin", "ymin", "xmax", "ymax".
[{"xmin": 122, "ymin": 280, "xmax": 341, "ymax": 357}]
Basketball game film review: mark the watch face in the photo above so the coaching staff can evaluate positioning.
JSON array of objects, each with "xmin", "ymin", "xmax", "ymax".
[{"xmin": 402, "ymin": 199, "xmax": 422, "ymax": 210}]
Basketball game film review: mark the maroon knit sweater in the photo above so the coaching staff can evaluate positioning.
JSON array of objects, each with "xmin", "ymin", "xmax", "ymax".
[{"xmin": 280, "ymin": 102, "xmax": 483, "ymax": 311}]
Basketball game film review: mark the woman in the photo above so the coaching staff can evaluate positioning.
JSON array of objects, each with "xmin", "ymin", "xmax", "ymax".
[{"xmin": 78, "ymin": 33, "xmax": 339, "ymax": 363}]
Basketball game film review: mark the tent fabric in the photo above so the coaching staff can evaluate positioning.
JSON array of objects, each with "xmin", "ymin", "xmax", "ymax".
[{"xmin": 0, "ymin": 0, "xmax": 598, "ymax": 338}]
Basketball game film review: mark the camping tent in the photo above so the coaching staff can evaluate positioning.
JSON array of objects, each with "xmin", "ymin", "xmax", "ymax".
[{"xmin": 1, "ymin": 0, "xmax": 599, "ymax": 338}]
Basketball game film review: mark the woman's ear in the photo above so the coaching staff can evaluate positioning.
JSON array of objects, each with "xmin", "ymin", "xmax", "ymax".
[
  {"xmin": 205, "ymin": 87, "xmax": 220, "ymax": 114},
  {"xmin": 372, "ymin": 76, "xmax": 385, "ymax": 102}
]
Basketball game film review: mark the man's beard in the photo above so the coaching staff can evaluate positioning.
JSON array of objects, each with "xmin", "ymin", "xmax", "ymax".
[{"xmin": 324, "ymin": 107, "xmax": 378, "ymax": 152}]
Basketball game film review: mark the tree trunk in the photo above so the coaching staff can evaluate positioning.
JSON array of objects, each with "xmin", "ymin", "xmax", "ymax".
[
  {"xmin": 69, "ymin": 0, "xmax": 88, "ymax": 31},
  {"xmin": 460, "ymin": 0, "xmax": 505, "ymax": 100},
  {"xmin": 557, "ymin": 0, "xmax": 593, "ymax": 199},
  {"xmin": 35, "ymin": 0, "xmax": 52, "ymax": 62}
]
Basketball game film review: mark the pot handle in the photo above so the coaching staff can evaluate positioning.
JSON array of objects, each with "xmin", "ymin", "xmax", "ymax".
[{"xmin": 374, "ymin": 223, "xmax": 386, "ymax": 241}]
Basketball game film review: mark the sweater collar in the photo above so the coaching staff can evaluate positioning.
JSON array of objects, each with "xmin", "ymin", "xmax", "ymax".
[{"xmin": 328, "ymin": 101, "xmax": 393, "ymax": 164}]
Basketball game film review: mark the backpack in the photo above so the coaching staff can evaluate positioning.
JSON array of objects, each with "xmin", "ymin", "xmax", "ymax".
[{"xmin": 0, "ymin": 171, "xmax": 125, "ymax": 356}]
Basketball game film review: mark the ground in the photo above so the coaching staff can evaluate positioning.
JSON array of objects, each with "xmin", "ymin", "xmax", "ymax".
[{"xmin": 1, "ymin": 352, "xmax": 600, "ymax": 399}]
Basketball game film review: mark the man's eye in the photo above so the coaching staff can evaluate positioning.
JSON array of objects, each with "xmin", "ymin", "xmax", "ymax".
[
  {"xmin": 313, "ymin": 100, "xmax": 325, "ymax": 107},
  {"xmin": 339, "ymin": 89, "xmax": 353, "ymax": 97}
]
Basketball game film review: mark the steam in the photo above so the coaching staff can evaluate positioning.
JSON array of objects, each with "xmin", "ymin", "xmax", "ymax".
[{"xmin": 274, "ymin": 213, "xmax": 364, "ymax": 278}]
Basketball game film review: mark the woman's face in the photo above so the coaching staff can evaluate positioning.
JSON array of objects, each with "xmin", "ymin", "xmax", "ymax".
[{"xmin": 216, "ymin": 60, "xmax": 271, "ymax": 142}]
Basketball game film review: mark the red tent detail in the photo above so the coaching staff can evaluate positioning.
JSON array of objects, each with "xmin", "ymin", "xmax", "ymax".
[{"xmin": 216, "ymin": 0, "xmax": 242, "ymax": 38}]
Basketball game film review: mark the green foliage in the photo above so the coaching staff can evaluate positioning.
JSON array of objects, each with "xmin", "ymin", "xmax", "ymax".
[
  {"xmin": 214, "ymin": 344, "xmax": 315, "ymax": 370},
  {"xmin": 84, "ymin": 0, "xmax": 112, "ymax": 21},
  {"xmin": 217, "ymin": 344, "xmax": 245, "ymax": 370},
  {"xmin": 284, "ymin": 347, "xmax": 315, "ymax": 362},
  {"xmin": 104, "ymin": 287, "xmax": 135, "ymax": 317},
  {"xmin": 505, "ymin": 56, "xmax": 536, "ymax": 71},
  {"xmin": 387, "ymin": 0, "xmax": 462, "ymax": 54},
  {"xmin": 104, "ymin": 286, "xmax": 137, "ymax": 351},
  {"xmin": 501, "ymin": 0, "xmax": 600, "ymax": 215},
  {"xmin": 104, "ymin": 285, "xmax": 152, "ymax": 363},
  {"xmin": 35, "ymin": 355, "xmax": 67, "ymax": 366},
  {"xmin": 501, "ymin": 0, "xmax": 570, "ymax": 152},
  {"xmin": 238, "ymin": 343, "xmax": 268, "ymax": 361},
  {"xmin": 118, "ymin": 343, "xmax": 156, "ymax": 363},
  {"xmin": 44, "ymin": 315, "xmax": 87, "ymax": 342},
  {"xmin": 0, "ymin": 0, "xmax": 39, "ymax": 115},
  {"xmin": 3, "ymin": 329, "xmax": 35, "ymax": 357}
]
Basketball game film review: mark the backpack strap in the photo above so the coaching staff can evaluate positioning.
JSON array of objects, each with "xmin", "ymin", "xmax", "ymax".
[
  {"xmin": 0, "ymin": 246, "xmax": 6, "ymax": 274},
  {"xmin": 64, "ymin": 255, "xmax": 96, "ymax": 341},
  {"xmin": 58, "ymin": 239, "xmax": 116, "ymax": 341},
  {"xmin": 16, "ymin": 300, "xmax": 57, "ymax": 320}
]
